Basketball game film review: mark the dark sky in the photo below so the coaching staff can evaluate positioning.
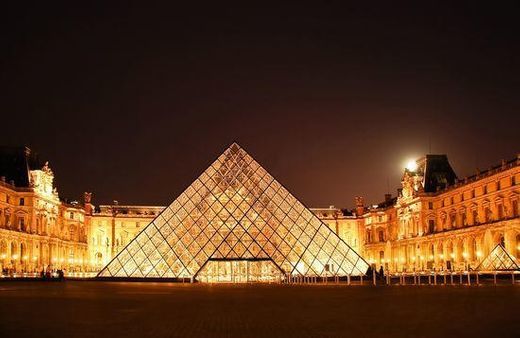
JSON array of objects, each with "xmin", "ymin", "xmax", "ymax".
[{"xmin": 1, "ymin": 2, "xmax": 519, "ymax": 208}]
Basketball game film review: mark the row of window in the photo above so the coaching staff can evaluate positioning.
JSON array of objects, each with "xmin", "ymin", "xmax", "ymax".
[{"xmin": 428, "ymin": 176, "xmax": 517, "ymax": 209}]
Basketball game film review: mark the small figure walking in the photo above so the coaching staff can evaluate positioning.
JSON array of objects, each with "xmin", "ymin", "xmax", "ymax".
[{"xmin": 379, "ymin": 265, "xmax": 384, "ymax": 281}]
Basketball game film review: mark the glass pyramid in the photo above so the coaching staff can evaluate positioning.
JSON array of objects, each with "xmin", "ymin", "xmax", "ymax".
[
  {"xmin": 98, "ymin": 143, "xmax": 369, "ymax": 280},
  {"xmin": 476, "ymin": 244, "xmax": 519, "ymax": 271}
]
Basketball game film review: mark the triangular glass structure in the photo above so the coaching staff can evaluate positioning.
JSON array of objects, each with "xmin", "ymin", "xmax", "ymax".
[
  {"xmin": 475, "ymin": 244, "xmax": 519, "ymax": 271},
  {"xmin": 98, "ymin": 143, "xmax": 369, "ymax": 281}
]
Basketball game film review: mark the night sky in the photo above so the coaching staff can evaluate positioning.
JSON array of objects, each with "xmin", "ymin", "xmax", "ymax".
[{"xmin": 1, "ymin": 3, "xmax": 519, "ymax": 208}]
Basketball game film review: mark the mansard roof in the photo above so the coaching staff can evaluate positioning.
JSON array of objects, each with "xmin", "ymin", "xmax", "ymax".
[{"xmin": 421, "ymin": 154, "xmax": 458, "ymax": 192}]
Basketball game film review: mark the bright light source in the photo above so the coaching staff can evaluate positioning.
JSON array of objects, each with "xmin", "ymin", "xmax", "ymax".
[{"xmin": 406, "ymin": 159, "xmax": 418, "ymax": 172}]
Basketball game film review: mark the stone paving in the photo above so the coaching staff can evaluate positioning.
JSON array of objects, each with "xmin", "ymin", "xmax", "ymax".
[{"xmin": 0, "ymin": 281, "xmax": 518, "ymax": 338}]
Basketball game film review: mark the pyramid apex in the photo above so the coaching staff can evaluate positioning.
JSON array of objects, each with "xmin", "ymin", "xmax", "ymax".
[{"xmin": 226, "ymin": 142, "xmax": 244, "ymax": 154}]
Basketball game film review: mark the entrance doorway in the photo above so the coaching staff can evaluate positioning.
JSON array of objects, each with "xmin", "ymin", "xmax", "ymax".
[{"xmin": 195, "ymin": 259, "xmax": 282, "ymax": 283}]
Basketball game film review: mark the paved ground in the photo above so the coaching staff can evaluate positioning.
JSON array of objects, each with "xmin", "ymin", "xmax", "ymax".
[{"xmin": 0, "ymin": 281, "xmax": 518, "ymax": 338}]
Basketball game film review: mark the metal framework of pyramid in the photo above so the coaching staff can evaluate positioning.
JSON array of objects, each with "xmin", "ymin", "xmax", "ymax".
[
  {"xmin": 476, "ymin": 244, "xmax": 519, "ymax": 271},
  {"xmin": 98, "ymin": 143, "xmax": 369, "ymax": 280}
]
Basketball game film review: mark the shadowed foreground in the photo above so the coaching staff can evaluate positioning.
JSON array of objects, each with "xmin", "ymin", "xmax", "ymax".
[{"xmin": 0, "ymin": 282, "xmax": 518, "ymax": 338}]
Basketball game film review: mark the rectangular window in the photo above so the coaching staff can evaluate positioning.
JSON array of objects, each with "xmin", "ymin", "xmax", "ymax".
[
  {"xmin": 428, "ymin": 202, "xmax": 433, "ymax": 210},
  {"xmin": 512, "ymin": 176, "xmax": 516, "ymax": 186},
  {"xmin": 69, "ymin": 212, "xmax": 74, "ymax": 220},
  {"xmin": 483, "ymin": 185, "xmax": 487, "ymax": 194},
  {"xmin": 378, "ymin": 231, "xmax": 384, "ymax": 242},
  {"xmin": 473, "ymin": 210, "xmax": 479, "ymax": 224},
  {"xmin": 497, "ymin": 204, "xmax": 504, "ymax": 219},
  {"xmin": 450, "ymin": 214, "xmax": 457, "ymax": 227},
  {"xmin": 19, "ymin": 198, "xmax": 24, "ymax": 206},
  {"xmin": 428, "ymin": 220, "xmax": 435, "ymax": 233},
  {"xmin": 497, "ymin": 181, "xmax": 501, "ymax": 190}
]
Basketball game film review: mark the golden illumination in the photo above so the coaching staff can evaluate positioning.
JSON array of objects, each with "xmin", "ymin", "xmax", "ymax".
[
  {"xmin": 476, "ymin": 244, "xmax": 519, "ymax": 271},
  {"xmin": 98, "ymin": 144, "xmax": 369, "ymax": 281}
]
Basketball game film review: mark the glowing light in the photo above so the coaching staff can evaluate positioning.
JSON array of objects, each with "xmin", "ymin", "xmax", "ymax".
[
  {"xmin": 476, "ymin": 251, "xmax": 482, "ymax": 257},
  {"xmin": 12, "ymin": 254, "xmax": 18, "ymax": 260},
  {"xmin": 405, "ymin": 159, "xmax": 418, "ymax": 172},
  {"xmin": 23, "ymin": 255, "xmax": 28, "ymax": 261},
  {"xmin": 462, "ymin": 252, "xmax": 468, "ymax": 259},
  {"xmin": 420, "ymin": 255, "xmax": 424, "ymax": 261},
  {"xmin": 52, "ymin": 257, "xmax": 57, "ymax": 263},
  {"xmin": 32, "ymin": 256, "xmax": 38, "ymax": 261},
  {"xmin": 0, "ymin": 254, "xmax": 6, "ymax": 259},
  {"xmin": 429, "ymin": 255, "xmax": 434, "ymax": 260},
  {"xmin": 439, "ymin": 254, "xmax": 444, "ymax": 259},
  {"xmin": 450, "ymin": 253, "xmax": 455, "ymax": 259},
  {"xmin": 98, "ymin": 143, "xmax": 370, "ymax": 280}
]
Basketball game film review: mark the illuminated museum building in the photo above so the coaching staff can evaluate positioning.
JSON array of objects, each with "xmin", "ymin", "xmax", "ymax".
[
  {"xmin": 0, "ymin": 147, "xmax": 88, "ymax": 273},
  {"xmin": 0, "ymin": 145, "xmax": 519, "ymax": 276}
]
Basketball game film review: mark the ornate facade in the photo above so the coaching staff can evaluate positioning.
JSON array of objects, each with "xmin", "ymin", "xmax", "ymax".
[
  {"xmin": 362, "ymin": 154, "xmax": 520, "ymax": 272},
  {"xmin": 0, "ymin": 147, "xmax": 88, "ymax": 274},
  {"xmin": 1, "ymin": 145, "xmax": 518, "ymax": 276}
]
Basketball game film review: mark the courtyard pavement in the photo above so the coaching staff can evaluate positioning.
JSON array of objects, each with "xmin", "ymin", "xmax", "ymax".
[{"xmin": 0, "ymin": 281, "xmax": 518, "ymax": 338}]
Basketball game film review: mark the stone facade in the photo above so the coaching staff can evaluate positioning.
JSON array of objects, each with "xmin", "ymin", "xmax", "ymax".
[
  {"xmin": 362, "ymin": 155, "xmax": 520, "ymax": 272},
  {"xmin": 1, "ymin": 146, "xmax": 518, "ymax": 275},
  {"xmin": 0, "ymin": 151, "xmax": 88, "ymax": 274}
]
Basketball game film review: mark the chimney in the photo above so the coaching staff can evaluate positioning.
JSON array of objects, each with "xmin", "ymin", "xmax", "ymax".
[
  {"xmin": 355, "ymin": 196, "xmax": 365, "ymax": 217},
  {"xmin": 84, "ymin": 192, "xmax": 93, "ymax": 215}
]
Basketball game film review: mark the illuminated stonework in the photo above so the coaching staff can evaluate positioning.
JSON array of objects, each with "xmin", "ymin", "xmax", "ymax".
[{"xmin": 98, "ymin": 143, "xmax": 369, "ymax": 280}]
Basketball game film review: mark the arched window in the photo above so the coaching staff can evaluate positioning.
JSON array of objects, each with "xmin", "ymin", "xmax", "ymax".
[{"xmin": 516, "ymin": 234, "xmax": 520, "ymax": 259}]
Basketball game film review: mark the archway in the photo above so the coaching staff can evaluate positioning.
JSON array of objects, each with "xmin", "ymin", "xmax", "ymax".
[
  {"xmin": 516, "ymin": 234, "xmax": 520, "ymax": 259},
  {"xmin": 20, "ymin": 243, "xmax": 27, "ymax": 271},
  {"xmin": 0, "ymin": 240, "xmax": 7, "ymax": 270}
]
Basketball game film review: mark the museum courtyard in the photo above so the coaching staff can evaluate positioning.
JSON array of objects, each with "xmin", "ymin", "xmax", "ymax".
[{"xmin": 0, "ymin": 281, "xmax": 518, "ymax": 338}]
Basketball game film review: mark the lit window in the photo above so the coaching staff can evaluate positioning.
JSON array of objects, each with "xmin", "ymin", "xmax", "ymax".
[{"xmin": 19, "ymin": 198, "xmax": 24, "ymax": 206}]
